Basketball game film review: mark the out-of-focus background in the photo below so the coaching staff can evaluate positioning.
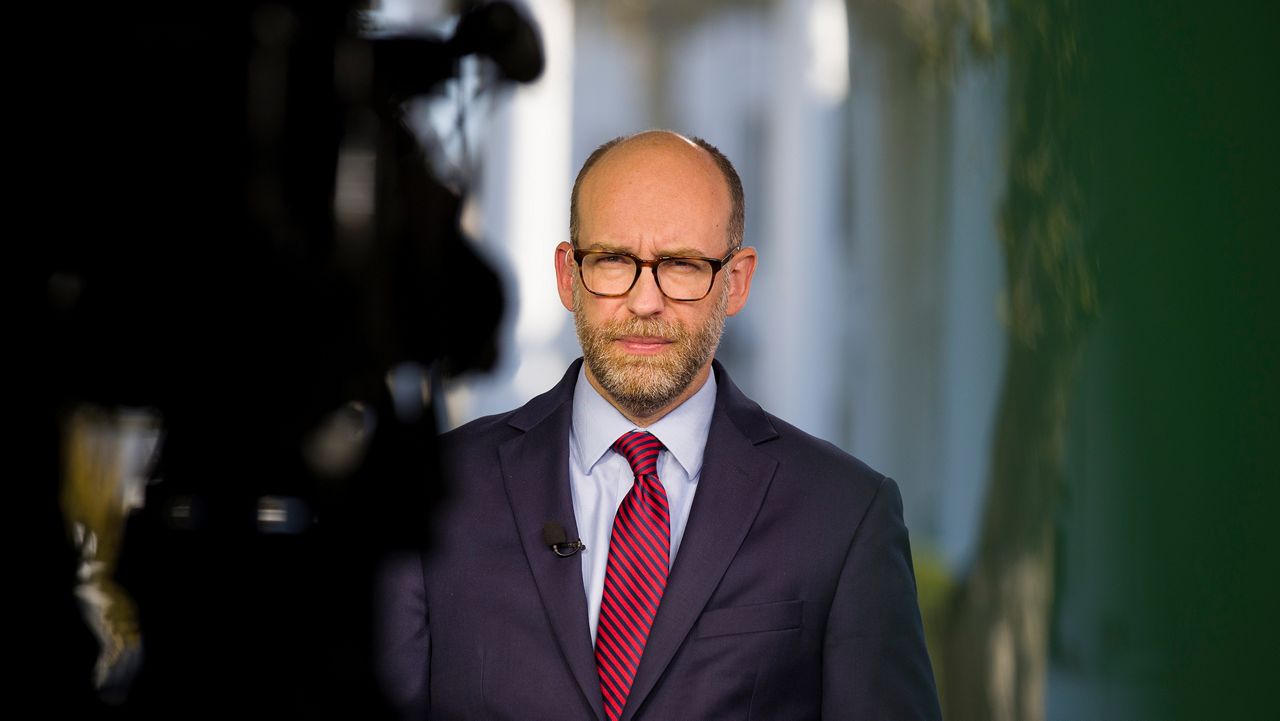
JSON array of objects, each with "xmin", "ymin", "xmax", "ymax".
[
  {"xmin": 436, "ymin": 0, "xmax": 1278, "ymax": 719},
  {"xmin": 49, "ymin": 0, "xmax": 1276, "ymax": 719}
]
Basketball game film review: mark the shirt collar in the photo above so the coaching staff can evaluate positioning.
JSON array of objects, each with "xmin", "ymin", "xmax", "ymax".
[{"xmin": 570, "ymin": 362, "xmax": 718, "ymax": 479}]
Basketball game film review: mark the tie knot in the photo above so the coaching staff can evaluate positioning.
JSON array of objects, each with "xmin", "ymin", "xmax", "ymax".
[{"xmin": 613, "ymin": 431, "xmax": 663, "ymax": 477}]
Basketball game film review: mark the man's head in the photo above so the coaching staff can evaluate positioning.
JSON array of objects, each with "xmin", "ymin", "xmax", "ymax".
[
  {"xmin": 569, "ymin": 134, "xmax": 747, "ymax": 252},
  {"xmin": 555, "ymin": 130, "xmax": 758, "ymax": 424}
]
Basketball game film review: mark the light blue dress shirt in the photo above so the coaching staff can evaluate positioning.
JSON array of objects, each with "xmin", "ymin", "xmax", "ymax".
[{"xmin": 568, "ymin": 365, "xmax": 717, "ymax": 642}]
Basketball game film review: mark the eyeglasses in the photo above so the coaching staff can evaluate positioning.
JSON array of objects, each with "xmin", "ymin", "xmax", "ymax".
[{"xmin": 572, "ymin": 247, "xmax": 738, "ymax": 301}]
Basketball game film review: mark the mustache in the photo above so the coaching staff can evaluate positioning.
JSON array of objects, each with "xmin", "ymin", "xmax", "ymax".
[{"xmin": 598, "ymin": 318, "xmax": 688, "ymax": 341}]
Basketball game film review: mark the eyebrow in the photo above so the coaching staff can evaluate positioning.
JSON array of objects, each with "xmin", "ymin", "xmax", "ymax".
[{"xmin": 581, "ymin": 243, "xmax": 712, "ymax": 258}]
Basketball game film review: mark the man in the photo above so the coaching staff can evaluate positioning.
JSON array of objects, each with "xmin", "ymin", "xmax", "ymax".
[{"xmin": 379, "ymin": 131, "xmax": 941, "ymax": 720}]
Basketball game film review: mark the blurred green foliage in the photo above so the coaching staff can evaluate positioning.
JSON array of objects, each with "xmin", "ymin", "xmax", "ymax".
[
  {"xmin": 1051, "ymin": 0, "xmax": 1279, "ymax": 718},
  {"xmin": 912, "ymin": 545, "xmax": 956, "ymax": 709}
]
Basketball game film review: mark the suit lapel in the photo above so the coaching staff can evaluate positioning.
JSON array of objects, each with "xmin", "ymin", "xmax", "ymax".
[
  {"xmin": 498, "ymin": 364, "xmax": 606, "ymax": 721},
  {"xmin": 620, "ymin": 364, "xmax": 779, "ymax": 721}
]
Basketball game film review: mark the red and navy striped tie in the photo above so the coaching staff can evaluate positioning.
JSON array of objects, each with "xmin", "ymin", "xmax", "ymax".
[{"xmin": 595, "ymin": 430, "xmax": 671, "ymax": 721}]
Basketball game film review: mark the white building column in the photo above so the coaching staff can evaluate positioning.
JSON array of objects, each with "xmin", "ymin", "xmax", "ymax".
[
  {"xmin": 449, "ymin": 0, "xmax": 576, "ymax": 427},
  {"xmin": 753, "ymin": 0, "xmax": 850, "ymax": 444},
  {"xmin": 843, "ymin": 3, "xmax": 1007, "ymax": 557}
]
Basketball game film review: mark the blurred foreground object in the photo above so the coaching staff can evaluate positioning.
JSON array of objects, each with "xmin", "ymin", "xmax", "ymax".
[{"xmin": 42, "ymin": 1, "xmax": 542, "ymax": 715}]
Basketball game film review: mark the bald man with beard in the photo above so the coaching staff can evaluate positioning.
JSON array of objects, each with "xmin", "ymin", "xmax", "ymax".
[{"xmin": 378, "ymin": 131, "xmax": 941, "ymax": 721}]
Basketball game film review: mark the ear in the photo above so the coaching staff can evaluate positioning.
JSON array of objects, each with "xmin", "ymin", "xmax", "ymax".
[
  {"xmin": 555, "ymin": 241, "xmax": 577, "ymax": 312},
  {"xmin": 724, "ymin": 246, "xmax": 758, "ymax": 316}
]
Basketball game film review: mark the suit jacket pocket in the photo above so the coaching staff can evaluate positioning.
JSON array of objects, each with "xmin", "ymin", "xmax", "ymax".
[{"xmin": 695, "ymin": 599, "xmax": 803, "ymax": 639}]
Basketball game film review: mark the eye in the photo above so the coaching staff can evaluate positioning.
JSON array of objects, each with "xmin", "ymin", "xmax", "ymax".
[
  {"xmin": 596, "ymin": 254, "xmax": 630, "ymax": 265},
  {"xmin": 661, "ymin": 258, "xmax": 710, "ymax": 275}
]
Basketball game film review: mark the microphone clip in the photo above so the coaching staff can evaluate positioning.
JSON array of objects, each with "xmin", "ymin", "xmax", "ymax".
[
  {"xmin": 543, "ymin": 521, "xmax": 586, "ymax": 557},
  {"xmin": 550, "ymin": 539, "xmax": 586, "ymax": 558}
]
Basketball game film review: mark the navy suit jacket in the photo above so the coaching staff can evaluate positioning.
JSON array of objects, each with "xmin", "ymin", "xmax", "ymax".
[{"xmin": 379, "ymin": 359, "xmax": 941, "ymax": 720}]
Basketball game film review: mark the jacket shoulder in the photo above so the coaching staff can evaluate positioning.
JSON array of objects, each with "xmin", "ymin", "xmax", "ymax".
[
  {"xmin": 440, "ymin": 360, "xmax": 580, "ymax": 453},
  {"xmin": 712, "ymin": 360, "xmax": 887, "ymax": 495},
  {"xmin": 757, "ymin": 411, "xmax": 887, "ymax": 494},
  {"xmin": 441, "ymin": 407, "xmax": 516, "ymax": 439},
  {"xmin": 439, "ymin": 408, "xmax": 519, "ymax": 454}
]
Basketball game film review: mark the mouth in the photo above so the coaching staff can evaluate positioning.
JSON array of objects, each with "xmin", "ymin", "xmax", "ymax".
[{"xmin": 614, "ymin": 335, "xmax": 673, "ymax": 355}]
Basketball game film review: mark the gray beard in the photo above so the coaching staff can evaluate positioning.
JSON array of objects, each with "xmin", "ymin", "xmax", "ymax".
[{"xmin": 573, "ymin": 283, "xmax": 727, "ymax": 420}]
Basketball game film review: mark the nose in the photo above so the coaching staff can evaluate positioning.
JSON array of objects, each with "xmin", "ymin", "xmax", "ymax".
[{"xmin": 625, "ymin": 265, "xmax": 666, "ymax": 317}]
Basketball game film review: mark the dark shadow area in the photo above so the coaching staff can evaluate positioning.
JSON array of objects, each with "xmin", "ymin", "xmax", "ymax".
[{"xmin": 35, "ymin": 2, "xmax": 541, "ymax": 716}]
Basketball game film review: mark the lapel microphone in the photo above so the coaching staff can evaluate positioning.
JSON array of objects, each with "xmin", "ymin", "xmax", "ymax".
[{"xmin": 542, "ymin": 521, "xmax": 586, "ymax": 557}]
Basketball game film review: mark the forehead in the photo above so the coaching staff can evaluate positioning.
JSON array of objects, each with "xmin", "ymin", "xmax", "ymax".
[{"xmin": 578, "ymin": 139, "xmax": 732, "ymax": 252}]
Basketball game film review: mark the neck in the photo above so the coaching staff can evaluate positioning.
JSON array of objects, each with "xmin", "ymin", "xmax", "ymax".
[{"xmin": 585, "ymin": 362, "xmax": 714, "ymax": 427}]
